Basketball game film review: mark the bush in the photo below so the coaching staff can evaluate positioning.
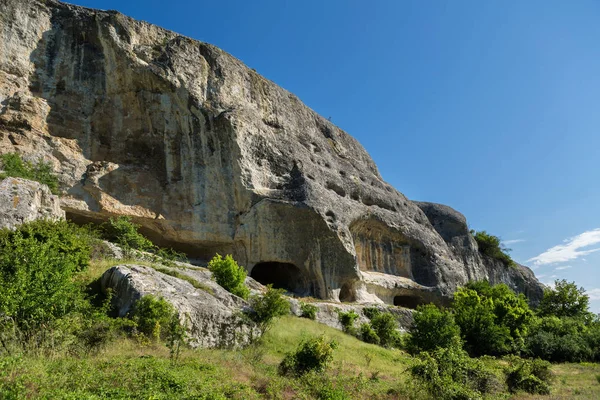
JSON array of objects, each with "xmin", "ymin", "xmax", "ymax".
[
  {"xmin": 102, "ymin": 216, "xmax": 154, "ymax": 252},
  {"xmin": 300, "ymin": 302, "xmax": 318, "ymax": 320},
  {"xmin": 370, "ymin": 312, "xmax": 402, "ymax": 348},
  {"xmin": 0, "ymin": 153, "xmax": 59, "ymax": 194},
  {"xmin": 0, "ymin": 220, "xmax": 95, "ymax": 328},
  {"xmin": 525, "ymin": 316, "xmax": 595, "ymax": 362},
  {"xmin": 410, "ymin": 346, "xmax": 501, "ymax": 400},
  {"xmin": 362, "ymin": 306, "xmax": 381, "ymax": 320},
  {"xmin": 538, "ymin": 279, "xmax": 591, "ymax": 319},
  {"xmin": 452, "ymin": 282, "xmax": 533, "ymax": 357},
  {"xmin": 247, "ymin": 285, "xmax": 290, "ymax": 332},
  {"xmin": 407, "ymin": 304, "xmax": 461, "ymax": 354},
  {"xmin": 505, "ymin": 357, "xmax": 552, "ymax": 395},
  {"xmin": 360, "ymin": 323, "xmax": 380, "ymax": 345},
  {"xmin": 338, "ymin": 310, "xmax": 359, "ymax": 335},
  {"xmin": 131, "ymin": 295, "xmax": 180, "ymax": 342},
  {"xmin": 208, "ymin": 254, "xmax": 249, "ymax": 300},
  {"xmin": 471, "ymin": 230, "xmax": 514, "ymax": 267},
  {"xmin": 279, "ymin": 335, "xmax": 338, "ymax": 376}
]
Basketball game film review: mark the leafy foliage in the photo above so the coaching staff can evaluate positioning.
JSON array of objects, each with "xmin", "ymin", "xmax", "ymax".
[
  {"xmin": 452, "ymin": 281, "xmax": 533, "ymax": 356},
  {"xmin": 131, "ymin": 295, "xmax": 180, "ymax": 342},
  {"xmin": 208, "ymin": 254, "xmax": 250, "ymax": 300},
  {"xmin": 279, "ymin": 335, "xmax": 338, "ymax": 376},
  {"xmin": 471, "ymin": 230, "xmax": 514, "ymax": 267},
  {"xmin": 299, "ymin": 302, "xmax": 318, "ymax": 320},
  {"xmin": 102, "ymin": 216, "xmax": 154, "ymax": 252},
  {"xmin": 538, "ymin": 279, "xmax": 591, "ymax": 319},
  {"xmin": 0, "ymin": 220, "xmax": 94, "ymax": 328},
  {"xmin": 369, "ymin": 312, "xmax": 402, "ymax": 348},
  {"xmin": 338, "ymin": 310, "xmax": 359, "ymax": 335},
  {"xmin": 359, "ymin": 323, "xmax": 380, "ymax": 345},
  {"xmin": 247, "ymin": 285, "xmax": 290, "ymax": 332},
  {"xmin": 410, "ymin": 346, "xmax": 501, "ymax": 400},
  {"xmin": 505, "ymin": 357, "xmax": 552, "ymax": 395},
  {"xmin": 362, "ymin": 306, "xmax": 381, "ymax": 321},
  {"xmin": 0, "ymin": 153, "xmax": 59, "ymax": 194},
  {"xmin": 407, "ymin": 304, "xmax": 461, "ymax": 354}
]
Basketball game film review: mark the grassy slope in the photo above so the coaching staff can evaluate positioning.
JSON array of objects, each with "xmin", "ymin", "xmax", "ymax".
[
  {"xmin": 2, "ymin": 315, "xmax": 599, "ymax": 399},
  {"xmin": 1, "ymin": 258, "xmax": 599, "ymax": 399}
]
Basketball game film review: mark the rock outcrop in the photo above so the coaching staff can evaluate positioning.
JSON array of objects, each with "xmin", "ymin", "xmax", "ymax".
[
  {"xmin": 0, "ymin": 177, "xmax": 64, "ymax": 229},
  {"xmin": 0, "ymin": 0, "xmax": 543, "ymax": 305},
  {"xmin": 100, "ymin": 264, "xmax": 261, "ymax": 348}
]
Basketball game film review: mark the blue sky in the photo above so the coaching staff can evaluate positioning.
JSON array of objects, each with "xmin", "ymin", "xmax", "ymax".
[{"xmin": 71, "ymin": 0, "xmax": 600, "ymax": 312}]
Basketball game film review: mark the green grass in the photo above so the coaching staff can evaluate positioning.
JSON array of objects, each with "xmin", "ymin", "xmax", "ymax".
[{"xmin": 3, "ymin": 256, "xmax": 599, "ymax": 399}]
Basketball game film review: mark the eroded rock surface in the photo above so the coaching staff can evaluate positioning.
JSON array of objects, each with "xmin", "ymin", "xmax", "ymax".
[
  {"xmin": 0, "ymin": 0, "xmax": 543, "ymax": 305},
  {"xmin": 100, "ymin": 264, "xmax": 260, "ymax": 348},
  {"xmin": 0, "ymin": 177, "xmax": 64, "ymax": 229}
]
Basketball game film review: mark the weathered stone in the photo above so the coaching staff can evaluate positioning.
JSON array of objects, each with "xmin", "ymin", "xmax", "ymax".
[
  {"xmin": 0, "ymin": 177, "xmax": 64, "ymax": 229},
  {"xmin": 100, "ymin": 264, "xmax": 260, "ymax": 348},
  {"xmin": 0, "ymin": 0, "xmax": 544, "ymax": 306}
]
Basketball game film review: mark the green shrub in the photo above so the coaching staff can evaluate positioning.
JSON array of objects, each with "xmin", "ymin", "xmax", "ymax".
[
  {"xmin": 452, "ymin": 282, "xmax": 533, "ymax": 357},
  {"xmin": 360, "ymin": 323, "xmax": 380, "ymax": 345},
  {"xmin": 247, "ymin": 285, "xmax": 290, "ymax": 332},
  {"xmin": 338, "ymin": 310, "xmax": 359, "ymax": 335},
  {"xmin": 279, "ymin": 335, "xmax": 338, "ymax": 376},
  {"xmin": 208, "ymin": 254, "xmax": 249, "ymax": 300},
  {"xmin": 410, "ymin": 346, "xmax": 501, "ymax": 400},
  {"xmin": 0, "ymin": 220, "xmax": 94, "ymax": 328},
  {"xmin": 505, "ymin": 357, "xmax": 552, "ymax": 395},
  {"xmin": 407, "ymin": 304, "xmax": 461, "ymax": 354},
  {"xmin": 300, "ymin": 302, "xmax": 318, "ymax": 320},
  {"xmin": 362, "ymin": 306, "xmax": 381, "ymax": 320},
  {"xmin": 538, "ymin": 279, "xmax": 591, "ymax": 319},
  {"xmin": 131, "ymin": 295, "xmax": 180, "ymax": 342},
  {"xmin": 102, "ymin": 216, "xmax": 154, "ymax": 252},
  {"xmin": 525, "ymin": 316, "xmax": 595, "ymax": 362},
  {"xmin": 370, "ymin": 312, "xmax": 402, "ymax": 348},
  {"xmin": 471, "ymin": 230, "xmax": 514, "ymax": 267},
  {"xmin": 0, "ymin": 153, "xmax": 59, "ymax": 194}
]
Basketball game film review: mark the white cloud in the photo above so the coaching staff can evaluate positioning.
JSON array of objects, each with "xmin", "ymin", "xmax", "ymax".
[
  {"xmin": 554, "ymin": 265, "xmax": 572, "ymax": 271},
  {"xmin": 588, "ymin": 289, "xmax": 600, "ymax": 301},
  {"xmin": 528, "ymin": 228, "xmax": 600, "ymax": 266},
  {"xmin": 537, "ymin": 274, "xmax": 547, "ymax": 279},
  {"xmin": 503, "ymin": 239, "xmax": 526, "ymax": 245}
]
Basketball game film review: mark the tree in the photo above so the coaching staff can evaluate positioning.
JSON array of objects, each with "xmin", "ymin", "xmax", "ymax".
[
  {"xmin": 452, "ymin": 282, "xmax": 533, "ymax": 356},
  {"xmin": 407, "ymin": 304, "xmax": 461, "ymax": 354},
  {"xmin": 538, "ymin": 279, "xmax": 591, "ymax": 319}
]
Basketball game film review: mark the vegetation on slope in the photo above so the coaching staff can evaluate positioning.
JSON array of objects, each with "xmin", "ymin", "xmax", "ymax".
[
  {"xmin": 471, "ymin": 230, "xmax": 515, "ymax": 267},
  {"xmin": 1, "ymin": 218, "xmax": 600, "ymax": 399},
  {"xmin": 0, "ymin": 153, "xmax": 59, "ymax": 194}
]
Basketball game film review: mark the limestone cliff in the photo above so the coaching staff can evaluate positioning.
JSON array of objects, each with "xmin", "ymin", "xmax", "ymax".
[{"xmin": 0, "ymin": 0, "xmax": 543, "ymax": 305}]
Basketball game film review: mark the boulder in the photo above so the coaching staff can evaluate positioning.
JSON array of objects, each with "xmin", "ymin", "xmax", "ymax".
[
  {"xmin": 0, "ymin": 0, "xmax": 544, "ymax": 306},
  {"xmin": 0, "ymin": 177, "xmax": 64, "ymax": 229},
  {"xmin": 100, "ymin": 264, "xmax": 260, "ymax": 348}
]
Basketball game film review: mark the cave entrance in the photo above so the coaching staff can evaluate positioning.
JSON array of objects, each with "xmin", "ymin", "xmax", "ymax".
[
  {"xmin": 393, "ymin": 295, "xmax": 423, "ymax": 309},
  {"xmin": 339, "ymin": 283, "xmax": 356, "ymax": 303},
  {"xmin": 250, "ymin": 262, "xmax": 306, "ymax": 295}
]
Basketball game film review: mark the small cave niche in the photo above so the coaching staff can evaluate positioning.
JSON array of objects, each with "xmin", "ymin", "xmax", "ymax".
[
  {"xmin": 250, "ymin": 262, "xmax": 306, "ymax": 295},
  {"xmin": 338, "ymin": 283, "xmax": 356, "ymax": 303},
  {"xmin": 393, "ymin": 294, "xmax": 424, "ymax": 309}
]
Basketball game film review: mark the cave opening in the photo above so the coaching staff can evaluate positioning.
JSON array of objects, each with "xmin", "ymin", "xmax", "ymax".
[
  {"xmin": 339, "ymin": 283, "xmax": 356, "ymax": 302},
  {"xmin": 250, "ymin": 262, "xmax": 306, "ymax": 295},
  {"xmin": 393, "ymin": 295, "xmax": 423, "ymax": 309}
]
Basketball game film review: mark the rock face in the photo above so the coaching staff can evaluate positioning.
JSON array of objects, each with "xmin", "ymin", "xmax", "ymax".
[
  {"xmin": 0, "ymin": 177, "xmax": 65, "ymax": 229},
  {"xmin": 0, "ymin": 0, "xmax": 543, "ymax": 305},
  {"xmin": 100, "ymin": 264, "xmax": 261, "ymax": 348}
]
